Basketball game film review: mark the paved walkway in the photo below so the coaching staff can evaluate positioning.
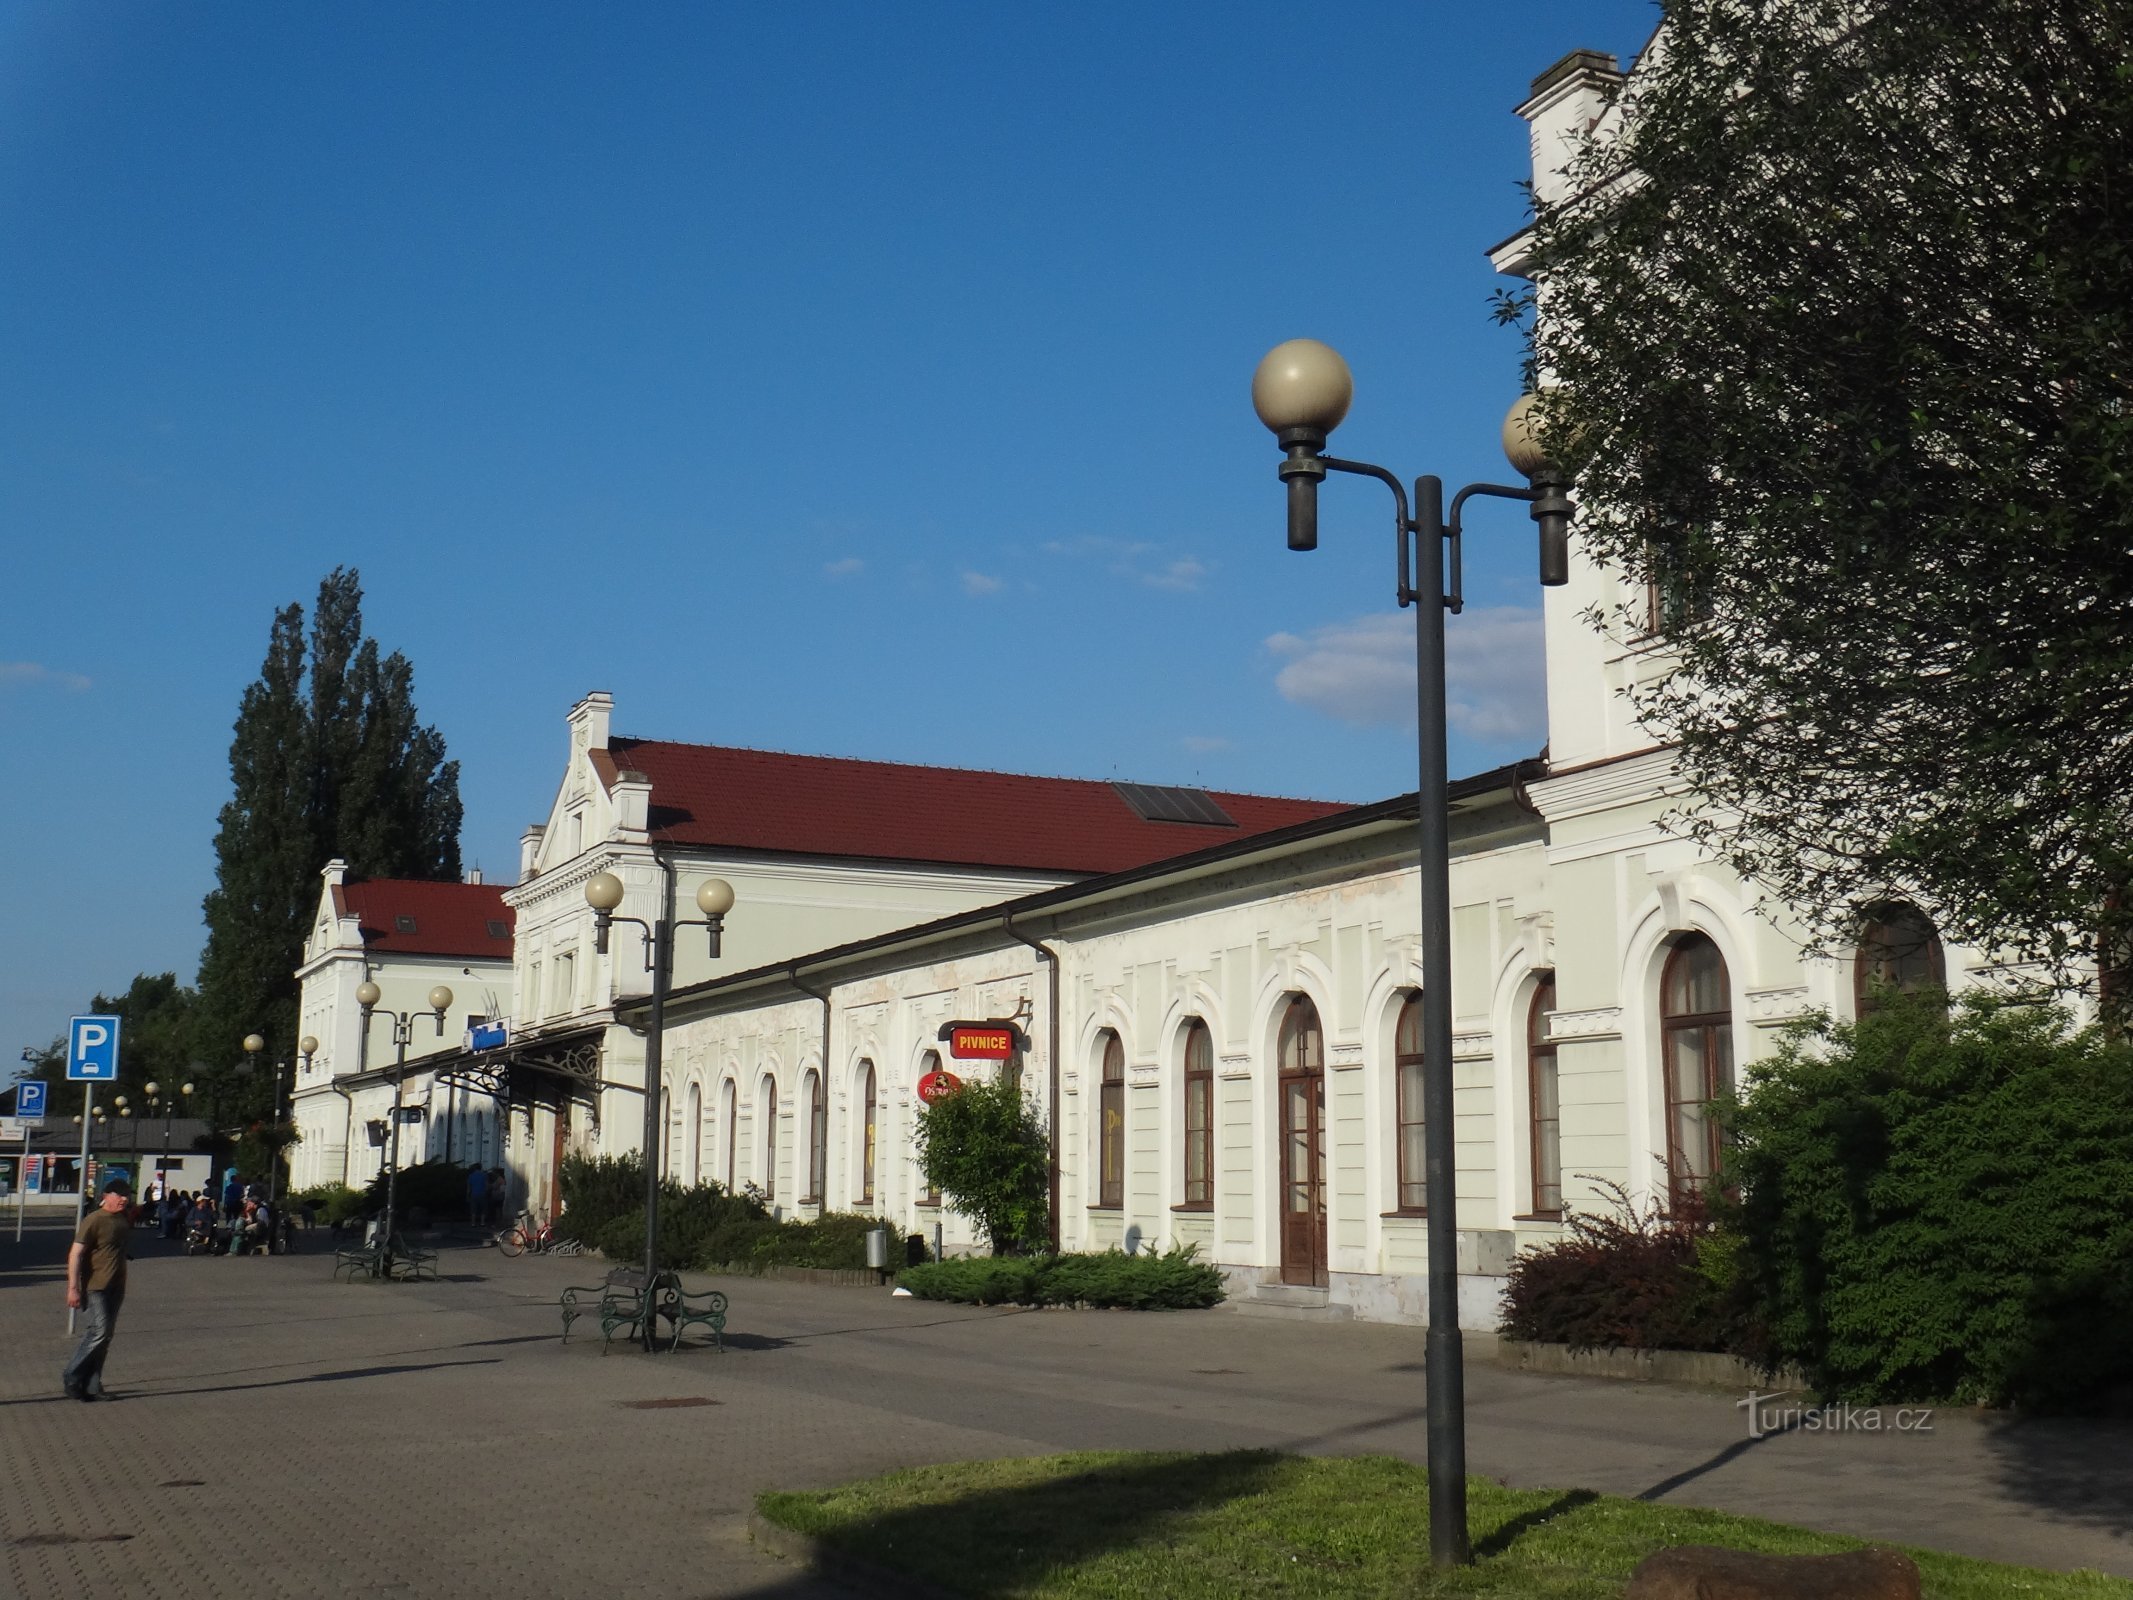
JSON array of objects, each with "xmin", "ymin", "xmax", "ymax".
[{"xmin": 1, "ymin": 1216, "xmax": 2126, "ymax": 1598}]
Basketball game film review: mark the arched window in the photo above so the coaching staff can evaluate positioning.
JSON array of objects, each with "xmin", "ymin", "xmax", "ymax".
[
  {"xmin": 915, "ymin": 1052, "xmax": 941, "ymax": 1206},
  {"xmin": 686, "ymin": 1081, "xmax": 703, "ymax": 1185},
  {"xmin": 1097, "ymin": 1031, "xmax": 1126, "ymax": 1209},
  {"xmin": 760, "ymin": 1078, "xmax": 778, "ymax": 1203},
  {"xmin": 1394, "ymin": 992, "xmax": 1427, "ymax": 1212},
  {"xmin": 1527, "ymin": 976, "xmax": 1561, "ymax": 1217},
  {"xmin": 1661, "ymin": 935, "xmax": 1733, "ymax": 1202},
  {"xmin": 1276, "ymin": 995, "xmax": 1327, "ymax": 1288},
  {"xmin": 858, "ymin": 1060, "xmax": 877, "ymax": 1204},
  {"xmin": 802, "ymin": 1070, "xmax": 825, "ymax": 1204},
  {"xmin": 720, "ymin": 1079, "xmax": 736, "ymax": 1190},
  {"xmin": 1855, "ymin": 902, "xmax": 1946, "ymax": 1017},
  {"xmin": 1181, "ymin": 1021, "xmax": 1213, "ymax": 1209}
]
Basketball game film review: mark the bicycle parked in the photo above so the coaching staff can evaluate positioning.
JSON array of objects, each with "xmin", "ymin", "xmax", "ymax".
[{"xmin": 494, "ymin": 1210, "xmax": 582, "ymax": 1257}]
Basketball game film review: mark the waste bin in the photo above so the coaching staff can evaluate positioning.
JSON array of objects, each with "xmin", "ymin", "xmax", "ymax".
[{"xmin": 865, "ymin": 1227, "xmax": 889, "ymax": 1271}]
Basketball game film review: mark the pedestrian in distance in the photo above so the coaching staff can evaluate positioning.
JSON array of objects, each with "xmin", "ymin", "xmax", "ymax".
[
  {"xmin": 221, "ymin": 1170, "xmax": 243, "ymax": 1222},
  {"xmin": 465, "ymin": 1162, "xmax": 488, "ymax": 1225},
  {"xmin": 63, "ymin": 1176, "xmax": 134, "ymax": 1402}
]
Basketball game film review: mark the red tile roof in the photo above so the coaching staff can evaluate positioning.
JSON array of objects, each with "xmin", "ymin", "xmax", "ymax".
[
  {"xmin": 338, "ymin": 879, "xmax": 514, "ymax": 960},
  {"xmin": 595, "ymin": 739, "xmax": 1353, "ymax": 874}
]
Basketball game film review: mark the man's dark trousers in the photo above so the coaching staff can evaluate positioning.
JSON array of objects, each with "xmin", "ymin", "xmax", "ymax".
[{"xmin": 62, "ymin": 1290, "xmax": 123, "ymax": 1397}]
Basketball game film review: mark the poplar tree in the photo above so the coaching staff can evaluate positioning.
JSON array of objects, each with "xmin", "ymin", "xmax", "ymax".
[
  {"xmin": 1506, "ymin": 0, "xmax": 2133, "ymax": 1006},
  {"xmin": 195, "ymin": 569, "xmax": 462, "ymax": 1105}
]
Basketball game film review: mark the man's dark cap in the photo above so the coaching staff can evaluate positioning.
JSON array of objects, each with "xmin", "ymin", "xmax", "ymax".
[{"xmin": 103, "ymin": 1176, "xmax": 132, "ymax": 1196}]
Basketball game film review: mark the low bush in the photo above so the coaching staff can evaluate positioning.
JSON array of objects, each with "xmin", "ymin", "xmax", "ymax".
[
  {"xmin": 290, "ymin": 1183, "xmax": 367, "ymax": 1226},
  {"xmin": 360, "ymin": 1158, "xmax": 476, "ymax": 1218},
  {"xmin": 1728, "ymin": 993, "xmax": 2133, "ymax": 1409},
  {"xmin": 592, "ymin": 1177, "xmax": 773, "ymax": 1270},
  {"xmin": 897, "ymin": 1243, "xmax": 1224, "ymax": 1310},
  {"xmin": 1499, "ymin": 1178, "xmax": 1763, "ymax": 1359}
]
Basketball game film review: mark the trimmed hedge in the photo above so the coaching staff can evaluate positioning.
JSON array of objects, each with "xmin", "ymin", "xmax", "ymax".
[{"xmin": 897, "ymin": 1244, "xmax": 1225, "ymax": 1310}]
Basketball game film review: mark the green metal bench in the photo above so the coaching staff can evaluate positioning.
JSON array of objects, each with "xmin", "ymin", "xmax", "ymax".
[
  {"xmin": 665, "ymin": 1282, "xmax": 728, "ymax": 1352},
  {"xmin": 561, "ymin": 1266, "xmax": 657, "ymax": 1353}
]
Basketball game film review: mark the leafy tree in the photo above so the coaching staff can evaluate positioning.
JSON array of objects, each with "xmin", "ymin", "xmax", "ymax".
[
  {"xmin": 14, "ymin": 973, "xmax": 200, "ymax": 1110},
  {"xmin": 195, "ymin": 568, "xmax": 462, "ymax": 1107},
  {"xmin": 914, "ymin": 1070, "xmax": 1052, "ymax": 1255},
  {"xmin": 1505, "ymin": 1, "xmax": 2133, "ymax": 1003}
]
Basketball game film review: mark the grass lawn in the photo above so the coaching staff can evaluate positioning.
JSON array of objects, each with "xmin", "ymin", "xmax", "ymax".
[{"xmin": 757, "ymin": 1451, "xmax": 2133, "ymax": 1599}]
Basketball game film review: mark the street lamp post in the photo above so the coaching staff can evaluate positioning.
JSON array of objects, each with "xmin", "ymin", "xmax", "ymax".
[
  {"xmin": 355, "ymin": 983, "xmax": 452, "ymax": 1273},
  {"xmin": 145, "ymin": 1080, "xmax": 195, "ymax": 1196},
  {"xmin": 1253, "ymin": 340, "xmax": 1573, "ymax": 1569},
  {"xmin": 242, "ymin": 1033, "xmax": 299, "ymax": 1202},
  {"xmin": 584, "ymin": 865, "xmax": 735, "ymax": 1350}
]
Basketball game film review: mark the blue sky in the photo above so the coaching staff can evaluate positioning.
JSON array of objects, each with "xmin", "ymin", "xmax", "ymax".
[{"xmin": 0, "ymin": 1, "xmax": 1659, "ymax": 1059}]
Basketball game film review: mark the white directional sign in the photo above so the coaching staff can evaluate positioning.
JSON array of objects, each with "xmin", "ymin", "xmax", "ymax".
[
  {"xmin": 67, "ymin": 1016, "xmax": 123, "ymax": 1082},
  {"xmin": 14, "ymin": 1080, "xmax": 47, "ymax": 1117}
]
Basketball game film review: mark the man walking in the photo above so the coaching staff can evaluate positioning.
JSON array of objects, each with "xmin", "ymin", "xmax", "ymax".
[{"xmin": 63, "ymin": 1176, "xmax": 133, "ymax": 1401}]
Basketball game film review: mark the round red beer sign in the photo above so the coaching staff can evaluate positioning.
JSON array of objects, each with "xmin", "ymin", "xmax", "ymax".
[{"xmin": 916, "ymin": 1068, "xmax": 964, "ymax": 1103}]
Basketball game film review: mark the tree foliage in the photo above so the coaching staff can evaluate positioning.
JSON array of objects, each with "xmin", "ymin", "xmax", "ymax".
[
  {"xmin": 1508, "ymin": 2, "xmax": 2133, "ymax": 996},
  {"xmin": 914, "ymin": 1071, "xmax": 1052, "ymax": 1256},
  {"xmin": 195, "ymin": 568, "xmax": 462, "ymax": 1104}
]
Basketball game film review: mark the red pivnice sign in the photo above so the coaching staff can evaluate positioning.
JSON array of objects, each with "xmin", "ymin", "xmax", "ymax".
[
  {"xmin": 916, "ymin": 1069, "xmax": 964, "ymax": 1103},
  {"xmin": 946, "ymin": 1025, "xmax": 1016, "ymax": 1061}
]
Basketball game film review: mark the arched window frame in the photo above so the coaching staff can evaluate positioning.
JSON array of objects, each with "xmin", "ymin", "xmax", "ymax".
[
  {"xmin": 857, "ymin": 1060, "xmax": 877, "ymax": 1205},
  {"xmin": 802, "ymin": 1069, "xmax": 825, "ymax": 1205},
  {"xmin": 1854, "ymin": 901, "xmax": 1947, "ymax": 1018},
  {"xmin": 1393, "ymin": 991, "xmax": 1427, "ymax": 1213},
  {"xmin": 1179, "ymin": 1021, "xmax": 1213, "ymax": 1210},
  {"xmin": 686, "ymin": 1080, "xmax": 703, "ymax": 1186},
  {"xmin": 1096, "ymin": 1031, "xmax": 1126, "ymax": 1209},
  {"xmin": 1526, "ymin": 976, "xmax": 1562, "ymax": 1218},
  {"xmin": 1660, "ymin": 934, "xmax": 1733, "ymax": 1206},
  {"xmin": 915, "ymin": 1051, "xmax": 941, "ymax": 1206},
  {"xmin": 760, "ymin": 1076, "xmax": 778, "ymax": 1204},
  {"xmin": 720, "ymin": 1077, "xmax": 737, "ymax": 1190}
]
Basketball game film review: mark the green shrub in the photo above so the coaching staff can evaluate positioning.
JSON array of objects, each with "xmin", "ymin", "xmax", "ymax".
[
  {"xmin": 290, "ymin": 1183, "xmax": 367, "ymax": 1226},
  {"xmin": 915, "ymin": 1071, "xmax": 1050, "ymax": 1255},
  {"xmin": 361, "ymin": 1158, "xmax": 476, "ymax": 1218},
  {"xmin": 559, "ymin": 1152, "xmax": 650, "ymax": 1239},
  {"xmin": 1728, "ymin": 993, "xmax": 2133, "ymax": 1409},
  {"xmin": 583, "ymin": 1173, "xmax": 773, "ymax": 1269},
  {"xmin": 897, "ymin": 1243, "xmax": 1224, "ymax": 1309},
  {"xmin": 1499, "ymin": 1179, "xmax": 1766, "ymax": 1359}
]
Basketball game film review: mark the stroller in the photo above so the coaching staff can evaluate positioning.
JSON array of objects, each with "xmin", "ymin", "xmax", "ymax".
[{"xmin": 184, "ymin": 1213, "xmax": 221, "ymax": 1257}]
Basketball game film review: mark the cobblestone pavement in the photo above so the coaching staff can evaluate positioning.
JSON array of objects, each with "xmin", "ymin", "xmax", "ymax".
[{"xmin": 3, "ymin": 1216, "xmax": 2127, "ymax": 1599}]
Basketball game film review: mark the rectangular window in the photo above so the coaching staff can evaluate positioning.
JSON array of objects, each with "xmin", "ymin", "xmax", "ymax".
[
  {"xmin": 555, "ymin": 950, "xmax": 576, "ymax": 1014},
  {"xmin": 526, "ymin": 962, "xmax": 543, "ymax": 1021}
]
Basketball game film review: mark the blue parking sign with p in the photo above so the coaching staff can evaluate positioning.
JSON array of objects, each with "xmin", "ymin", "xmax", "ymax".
[
  {"xmin": 15, "ymin": 1080, "xmax": 46, "ymax": 1116},
  {"xmin": 67, "ymin": 1016, "xmax": 122, "ymax": 1081}
]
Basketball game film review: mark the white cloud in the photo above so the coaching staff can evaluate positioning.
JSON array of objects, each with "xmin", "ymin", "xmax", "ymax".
[
  {"xmin": 823, "ymin": 556, "xmax": 865, "ymax": 579},
  {"xmin": 1144, "ymin": 557, "xmax": 1208, "ymax": 592},
  {"xmin": 0, "ymin": 661, "xmax": 91, "ymax": 693},
  {"xmin": 1044, "ymin": 535, "xmax": 1210, "ymax": 592},
  {"xmin": 960, "ymin": 570, "xmax": 1004, "ymax": 596},
  {"xmin": 1182, "ymin": 735, "xmax": 1231, "ymax": 754},
  {"xmin": 1265, "ymin": 607, "xmax": 1545, "ymax": 743}
]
